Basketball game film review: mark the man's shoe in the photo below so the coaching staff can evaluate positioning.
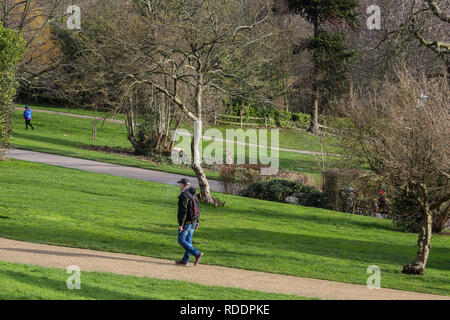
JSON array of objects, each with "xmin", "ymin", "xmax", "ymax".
[
  {"xmin": 175, "ymin": 260, "xmax": 189, "ymax": 266},
  {"xmin": 194, "ymin": 252, "xmax": 204, "ymax": 266}
]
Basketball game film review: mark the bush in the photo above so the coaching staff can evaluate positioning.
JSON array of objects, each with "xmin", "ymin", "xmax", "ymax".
[
  {"xmin": 295, "ymin": 191, "xmax": 325, "ymax": 208},
  {"xmin": 392, "ymin": 196, "xmax": 449, "ymax": 233},
  {"xmin": 241, "ymin": 179, "xmax": 319, "ymax": 203},
  {"xmin": 274, "ymin": 110, "xmax": 293, "ymax": 128},
  {"xmin": 322, "ymin": 169, "xmax": 383, "ymax": 215},
  {"xmin": 219, "ymin": 165, "xmax": 262, "ymax": 195},
  {"xmin": 291, "ymin": 112, "xmax": 310, "ymax": 129}
]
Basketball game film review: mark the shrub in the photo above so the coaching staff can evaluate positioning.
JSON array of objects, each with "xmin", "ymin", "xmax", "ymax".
[
  {"xmin": 241, "ymin": 179, "xmax": 319, "ymax": 203},
  {"xmin": 297, "ymin": 191, "xmax": 325, "ymax": 208},
  {"xmin": 274, "ymin": 110, "xmax": 293, "ymax": 128},
  {"xmin": 322, "ymin": 169, "xmax": 383, "ymax": 214},
  {"xmin": 291, "ymin": 112, "xmax": 310, "ymax": 129},
  {"xmin": 219, "ymin": 165, "xmax": 262, "ymax": 195}
]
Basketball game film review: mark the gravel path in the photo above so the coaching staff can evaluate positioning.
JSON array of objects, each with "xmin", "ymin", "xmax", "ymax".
[{"xmin": 1, "ymin": 237, "xmax": 447, "ymax": 300}]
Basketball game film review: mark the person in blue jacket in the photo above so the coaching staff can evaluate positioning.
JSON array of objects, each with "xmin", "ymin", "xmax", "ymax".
[{"xmin": 24, "ymin": 106, "xmax": 34, "ymax": 130}]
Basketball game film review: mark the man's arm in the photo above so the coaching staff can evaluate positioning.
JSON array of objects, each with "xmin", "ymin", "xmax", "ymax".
[{"xmin": 178, "ymin": 194, "xmax": 188, "ymax": 230}]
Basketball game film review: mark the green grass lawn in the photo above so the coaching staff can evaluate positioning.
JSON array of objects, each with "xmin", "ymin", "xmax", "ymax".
[
  {"xmin": 1, "ymin": 160, "xmax": 449, "ymax": 296},
  {"xmin": 201, "ymin": 124, "xmax": 341, "ymax": 154},
  {"xmin": 12, "ymin": 109, "xmax": 339, "ymax": 181},
  {"xmin": 12, "ymin": 110, "xmax": 211, "ymax": 179},
  {"xmin": 0, "ymin": 261, "xmax": 307, "ymax": 300},
  {"xmin": 18, "ymin": 103, "xmax": 340, "ymax": 153}
]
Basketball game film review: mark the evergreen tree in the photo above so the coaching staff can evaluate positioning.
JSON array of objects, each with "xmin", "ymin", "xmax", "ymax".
[{"xmin": 286, "ymin": 0, "xmax": 358, "ymax": 134}]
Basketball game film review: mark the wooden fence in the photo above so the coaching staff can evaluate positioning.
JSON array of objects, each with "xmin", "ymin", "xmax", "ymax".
[
  {"xmin": 215, "ymin": 113, "xmax": 339, "ymax": 136},
  {"xmin": 216, "ymin": 114, "xmax": 275, "ymax": 128}
]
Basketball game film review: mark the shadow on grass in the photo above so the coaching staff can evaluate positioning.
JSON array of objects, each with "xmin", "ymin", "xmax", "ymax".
[
  {"xmin": 0, "ymin": 269, "xmax": 152, "ymax": 300},
  {"xmin": 195, "ymin": 226, "xmax": 450, "ymax": 271},
  {"xmin": 226, "ymin": 205, "xmax": 393, "ymax": 230},
  {"xmin": 14, "ymin": 132, "xmax": 86, "ymax": 149}
]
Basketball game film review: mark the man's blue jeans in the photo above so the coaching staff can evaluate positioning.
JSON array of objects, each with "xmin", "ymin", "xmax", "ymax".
[{"xmin": 178, "ymin": 223, "xmax": 200, "ymax": 263}]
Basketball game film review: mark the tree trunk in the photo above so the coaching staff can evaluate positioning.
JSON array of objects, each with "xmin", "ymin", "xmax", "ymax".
[
  {"xmin": 191, "ymin": 82, "xmax": 221, "ymax": 205},
  {"xmin": 402, "ymin": 206, "xmax": 433, "ymax": 275},
  {"xmin": 308, "ymin": 90, "xmax": 320, "ymax": 135},
  {"xmin": 190, "ymin": 120, "xmax": 224, "ymax": 206},
  {"xmin": 192, "ymin": 162, "xmax": 212, "ymax": 201},
  {"xmin": 308, "ymin": 19, "xmax": 321, "ymax": 136},
  {"xmin": 285, "ymin": 76, "xmax": 290, "ymax": 112},
  {"xmin": 349, "ymin": 79, "xmax": 354, "ymax": 109}
]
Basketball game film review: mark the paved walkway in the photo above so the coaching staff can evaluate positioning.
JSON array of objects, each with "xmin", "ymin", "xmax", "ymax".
[
  {"xmin": 1, "ymin": 237, "xmax": 447, "ymax": 300},
  {"xmin": 6, "ymin": 149, "xmax": 224, "ymax": 192}
]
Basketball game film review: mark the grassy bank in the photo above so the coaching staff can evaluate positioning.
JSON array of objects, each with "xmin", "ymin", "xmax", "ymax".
[{"xmin": 0, "ymin": 160, "xmax": 448, "ymax": 296}]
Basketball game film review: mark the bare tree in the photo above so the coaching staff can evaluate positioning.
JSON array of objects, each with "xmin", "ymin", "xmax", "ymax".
[
  {"xmin": 0, "ymin": 0, "xmax": 68, "ymax": 98},
  {"xmin": 339, "ymin": 70, "xmax": 449, "ymax": 275},
  {"xmin": 59, "ymin": 0, "xmax": 276, "ymax": 205},
  {"xmin": 376, "ymin": 0, "xmax": 449, "ymax": 61}
]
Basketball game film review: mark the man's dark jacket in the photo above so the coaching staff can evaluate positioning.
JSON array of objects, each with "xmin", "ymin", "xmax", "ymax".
[{"xmin": 178, "ymin": 186, "xmax": 197, "ymax": 226}]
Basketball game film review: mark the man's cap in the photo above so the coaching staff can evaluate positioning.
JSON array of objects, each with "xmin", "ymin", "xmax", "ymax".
[
  {"xmin": 25, "ymin": 106, "xmax": 29, "ymax": 109},
  {"xmin": 177, "ymin": 178, "xmax": 191, "ymax": 186}
]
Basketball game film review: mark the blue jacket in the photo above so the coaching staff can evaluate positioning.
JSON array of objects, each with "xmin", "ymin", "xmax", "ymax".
[{"xmin": 24, "ymin": 109, "xmax": 32, "ymax": 120}]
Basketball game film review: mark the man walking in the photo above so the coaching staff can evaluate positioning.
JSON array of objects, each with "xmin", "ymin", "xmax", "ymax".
[
  {"xmin": 23, "ymin": 106, "xmax": 34, "ymax": 130},
  {"xmin": 176, "ymin": 178, "xmax": 204, "ymax": 266}
]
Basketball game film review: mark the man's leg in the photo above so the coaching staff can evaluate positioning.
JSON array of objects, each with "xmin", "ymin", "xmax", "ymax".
[
  {"xmin": 29, "ymin": 121, "xmax": 34, "ymax": 130},
  {"xmin": 178, "ymin": 227, "xmax": 190, "ymax": 263},
  {"xmin": 25, "ymin": 120, "xmax": 29, "ymax": 130},
  {"xmin": 181, "ymin": 230, "xmax": 192, "ymax": 262},
  {"xmin": 178, "ymin": 224, "xmax": 200, "ymax": 262}
]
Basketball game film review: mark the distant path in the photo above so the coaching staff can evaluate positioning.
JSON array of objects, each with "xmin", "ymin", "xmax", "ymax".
[
  {"xmin": 6, "ymin": 149, "xmax": 224, "ymax": 193},
  {"xmin": 15, "ymin": 107, "xmax": 124, "ymax": 124},
  {"xmin": 0, "ymin": 237, "xmax": 447, "ymax": 300},
  {"xmin": 15, "ymin": 107, "xmax": 339, "ymax": 156}
]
